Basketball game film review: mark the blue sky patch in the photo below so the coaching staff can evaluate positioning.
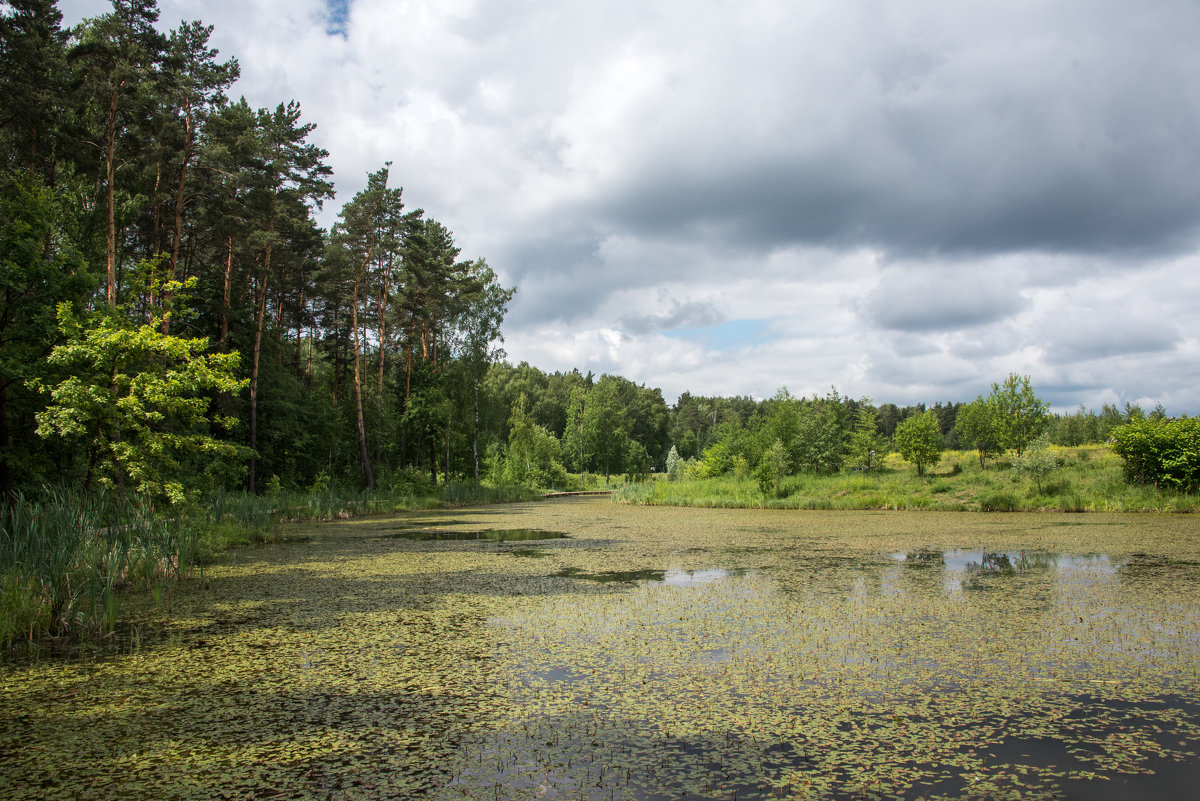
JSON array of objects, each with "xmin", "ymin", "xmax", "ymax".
[
  {"xmin": 325, "ymin": 0, "xmax": 350, "ymax": 36},
  {"xmin": 662, "ymin": 319, "xmax": 773, "ymax": 351}
]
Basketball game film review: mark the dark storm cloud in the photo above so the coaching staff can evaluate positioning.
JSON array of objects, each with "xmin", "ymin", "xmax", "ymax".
[
  {"xmin": 573, "ymin": 0, "xmax": 1200, "ymax": 261},
  {"xmin": 863, "ymin": 270, "xmax": 1026, "ymax": 332},
  {"xmin": 495, "ymin": 228, "xmax": 606, "ymax": 326}
]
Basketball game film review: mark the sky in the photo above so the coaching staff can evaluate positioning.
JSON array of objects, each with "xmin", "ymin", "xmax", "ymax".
[{"xmin": 57, "ymin": 0, "xmax": 1200, "ymax": 412}]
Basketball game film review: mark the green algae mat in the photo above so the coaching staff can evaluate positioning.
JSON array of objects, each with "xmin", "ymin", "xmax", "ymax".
[{"xmin": 4, "ymin": 501, "xmax": 1200, "ymax": 800}]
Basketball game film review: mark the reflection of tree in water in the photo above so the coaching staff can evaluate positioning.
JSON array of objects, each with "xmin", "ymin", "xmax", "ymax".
[
  {"xmin": 903, "ymin": 548, "xmax": 945, "ymax": 567},
  {"xmin": 963, "ymin": 552, "xmax": 1015, "ymax": 591},
  {"xmin": 1118, "ymin": 552, "xmax": 1200, "ymax": 585},
  {"xmin": 1014, "ymin": 551, "xmax": 1057, "ymax": 572}
]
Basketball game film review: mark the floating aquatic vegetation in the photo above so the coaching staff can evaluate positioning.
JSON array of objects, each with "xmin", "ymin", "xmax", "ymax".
[
  {"xmin": 376, "ymin": 528, "xmax": 570, "ymax": 542},
  {"xmin": 2, "ymin": 504, "xmax": 1199, "ymax": 799}
]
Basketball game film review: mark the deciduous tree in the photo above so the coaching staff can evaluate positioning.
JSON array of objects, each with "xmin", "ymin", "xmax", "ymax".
[{"xmin": 894, "ymin": 410, "xmax": 942, "ymax": 477}]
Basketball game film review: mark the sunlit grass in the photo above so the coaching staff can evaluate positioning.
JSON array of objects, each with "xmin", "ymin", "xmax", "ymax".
[{"xmin": 615, "ymin": 445, "xmax": 1200, "ymax": 512}]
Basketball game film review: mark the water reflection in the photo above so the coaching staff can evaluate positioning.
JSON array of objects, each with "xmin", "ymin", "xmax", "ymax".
[
  {"xmin": 654, "ymin": 568, "xmax": 749, "ymax": 587},
  {"xmin": 891, "ymin": 549, "xmax": 1116, "ymax": 595}
]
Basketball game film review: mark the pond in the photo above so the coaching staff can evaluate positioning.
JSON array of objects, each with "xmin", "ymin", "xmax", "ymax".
[{"xmin": 3, "ymin": 501, "xmax": 1200, "ymax": 800}]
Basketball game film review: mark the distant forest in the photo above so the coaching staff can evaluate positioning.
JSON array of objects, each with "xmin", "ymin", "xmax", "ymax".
[{"xmin": 0, "ymin": 1, "xmax": 1171, "ymax": 505}]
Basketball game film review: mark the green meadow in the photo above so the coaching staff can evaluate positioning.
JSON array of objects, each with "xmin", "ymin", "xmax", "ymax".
[
  {"xmin": 3, "ymin": 500, "xmax": 1200, "ymax": 800},
  {"xmin": 617, "ymin": 445, "xmax": 1200, "ymax": 513}
]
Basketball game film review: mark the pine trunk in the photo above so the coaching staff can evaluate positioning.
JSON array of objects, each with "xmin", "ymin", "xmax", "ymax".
[
  {"xmin": 247, "ymin": 273, "xmax": 268, "ymax": 493},
  {"xmin": 105, "ymin": 90, "xmax": 118, "ymax": 307},
  {"xmin": 163, "ymin": 106, "xmax": 194, "ymax": 334},
  {"xmin": 352, "ymin": 257, "xmax": 374, "ymax": 490},
  {"xmin": 219, "ymin": 235, "xmax": 232, "ymax": 347}
]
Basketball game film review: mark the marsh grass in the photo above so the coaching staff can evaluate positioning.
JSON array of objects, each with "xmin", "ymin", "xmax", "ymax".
[
  {"xmin": 0, "ymin": 488, "xmax": 193, "ymax": 648},
  {"xmin": 2, "ymin": 478, "xmax": 549, "ymax": 648},
  {"xmin": 615, "ymin": 445, "xmax": 1200, "ymax": 511}
]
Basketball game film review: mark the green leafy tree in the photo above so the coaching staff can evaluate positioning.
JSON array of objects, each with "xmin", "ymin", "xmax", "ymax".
[
  {"xmin": 694, "ymin": 419, "xmax": 749, "ymax": 478},
  {"xmin": 561, "ymin": 384, "xmax": 588, "ymax": 472},
  {"xmin": 846, "ymin": 399, "xmax": 884, "ymax": 473},
  {"xmin": 503, "ymin": 394, "xmax": 566, "ymax": 488},
  {"xmin": 989, "ymin": 373, "xmax": 1049, "ymax": 456},
  {"xmin": 452, "ymin": 259, "xmax": 514, "ymax": 483},
  {"xmin": 1016, "ymin": 435, "xmax": 1058, "ymax": 493},
  {"xmin": 755, "ymin": 438, "xmax": 788, "ymax": 497},
  {"xmin": 894, "ymin": 410, "xmax": 942, "ymax": 477},
  {"xmin": 0, "ymin": 176, "xmax": 93, "ymax": 504},
  {"xmin": 32, "ymin": 283, "xmax": 248, "ymax": 503},
  {"xmin": 955, "ymin": 395, "xmax": 1005, "ymax": 469},
  {"xmin": 584, "ymin": 377, "xmax": 628, "ymax": 485},
  {"xmin": 791, "ymin": 398, "xmax": 846, "ymax": 473}
]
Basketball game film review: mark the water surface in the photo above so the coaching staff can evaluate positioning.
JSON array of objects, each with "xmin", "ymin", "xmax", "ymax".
[{"xmin": 3, "ymin": 502, "xmax": 1200, "ymax": 800}]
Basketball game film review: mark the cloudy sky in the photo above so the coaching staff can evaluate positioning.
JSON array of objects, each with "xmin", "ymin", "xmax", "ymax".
[{"xmin": 60, "ymin": 0, "xmax": 1200, "ymax": 411}]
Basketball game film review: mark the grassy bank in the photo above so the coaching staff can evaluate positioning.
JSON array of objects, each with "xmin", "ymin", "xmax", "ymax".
[
  {"xmin": 0, "ymin": 480, "xmax": 543, "ymax": 649},
  {"xmin": 614, "ymin": 444, "xmax": 1200, "ymax": 512}
]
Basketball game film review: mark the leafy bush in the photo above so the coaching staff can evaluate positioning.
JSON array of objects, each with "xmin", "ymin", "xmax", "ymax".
[
  {"xmin": 666, "ymin": 446, "xmax": 682, "ymax": 481},
  {"xmin": 1111, "ymin": 418, "xmax": 1200, "ymax": 492}
]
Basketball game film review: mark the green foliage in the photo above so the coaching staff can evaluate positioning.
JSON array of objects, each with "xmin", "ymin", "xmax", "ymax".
[
  {"xmin": 504, "ymin": 395, "xmax": 569, "ymax": 489},
  {"xmin": 894, "ymin": 410, "xmax": 943, "ymax": 477},
  {"xmin": 789, "ymin": 395, "xmax": 848, "ymax": 473},
  {"xmin": 665, "ymin": 445, "xmax": 682, "ymax": 481},
  {"xmin": 0, "ymin": 174, "xmax": 94, "ymax": 492},
  {"xmin": 846, "ymin": 400, "xmax": 884, "ymax": 473},
  {"xmin": 989, "ymin": 373, "xmax": 1050, "ymax": 456},
  {"xmin": 755, "ymin": 438, "xmax": 788, "ymax": 497},
  {"xmin": 583, "ymin": 377, "xmax": 630, "ymax": 483},
  {"xmin": 1016, "ymin": 435, "xmax": 1059, "ymax": 493},
  {"xmin": 31, "ymin": 293, "xmax": 248, "ymax": 503},
  {"xmin": 1111, "ymin": 417, "xmax": 1200, "ymax": 492},
  {"xmin": 694, "ymin": 420, "xmax": 749, "ymax": 478},
  {"xmin": 956, "ymin": 395, "xmax": 1005, "ymax": 468}
]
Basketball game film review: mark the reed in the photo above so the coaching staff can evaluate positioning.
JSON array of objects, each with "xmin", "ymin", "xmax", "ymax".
[{"xmin": 0, "ymin": 488, "xmax": 194, "ymax": 648}]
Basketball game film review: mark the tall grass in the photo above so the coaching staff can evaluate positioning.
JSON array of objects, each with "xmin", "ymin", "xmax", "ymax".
[
  {"xmin": 0, "ymin": 488, "xmax": 194, "ymax": 648},
  {"xmin": 2, "ymin": 477, "xmax": 550, "ymax": 648}
]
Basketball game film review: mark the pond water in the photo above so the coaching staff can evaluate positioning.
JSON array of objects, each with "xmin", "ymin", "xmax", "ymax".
[{"xmin": 3, "ymin": 501, "xmax": 1200, "ymax": 800}]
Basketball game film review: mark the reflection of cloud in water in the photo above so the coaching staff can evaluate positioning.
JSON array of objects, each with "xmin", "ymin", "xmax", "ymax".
[{"xmin": 655, "ymin": 568, "xmax": 738, "ymax": 587}]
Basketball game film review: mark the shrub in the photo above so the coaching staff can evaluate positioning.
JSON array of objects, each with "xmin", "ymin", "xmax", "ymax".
[
  {"xmin": 666, "ymin": 446, "xmax": 682, "ymax": 481},
  {"xmin": 1016, "ymin": 436, "xmax": 1058, "ymax": 493},
  {"xmin": 1111, "ymin": 418, "xmax": 1200, "ymax": 492}
]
